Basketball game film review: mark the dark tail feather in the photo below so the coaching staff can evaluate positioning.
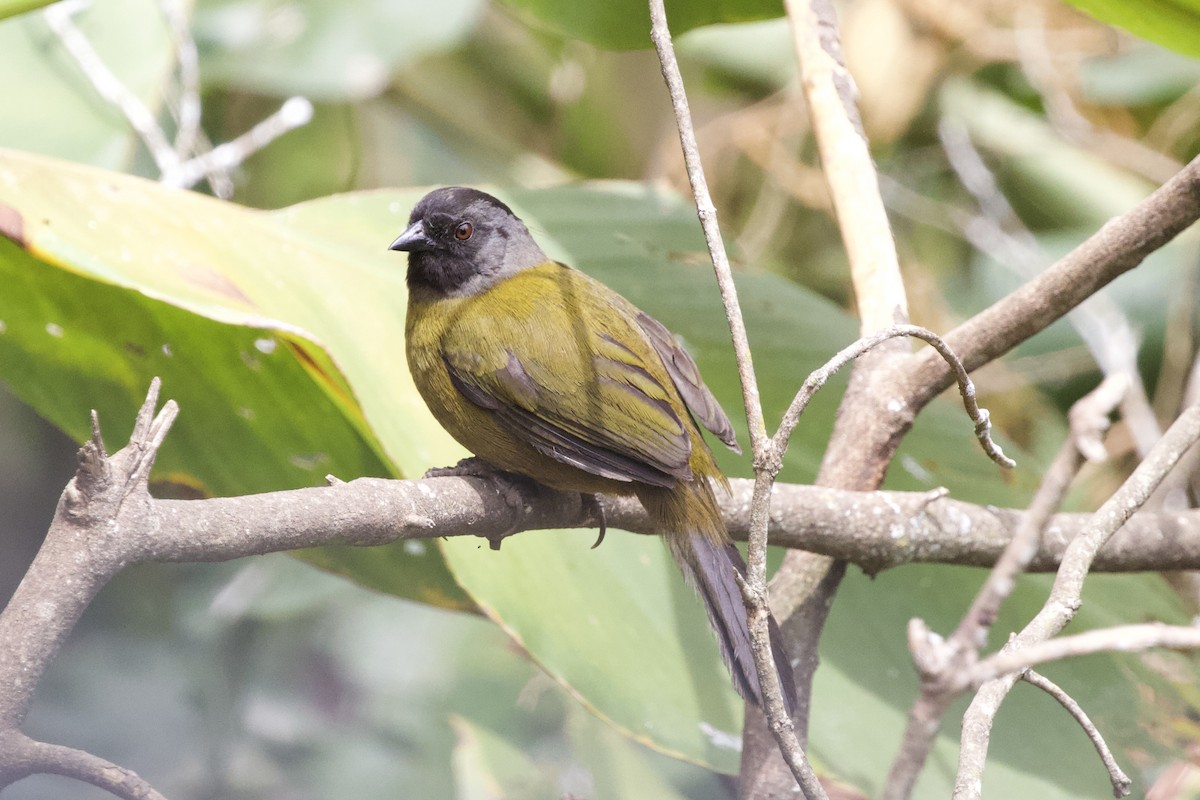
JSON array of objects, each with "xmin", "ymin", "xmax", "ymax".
[{"xmin": 667, "ymin": 534, "xmax": 798, "ymax": 717}]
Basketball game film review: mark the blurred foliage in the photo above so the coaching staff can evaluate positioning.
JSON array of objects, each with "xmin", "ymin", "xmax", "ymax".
[
  {"xmin": 1063, "ymin": 0, "xmax": 1200, "ymax": 59},
  {"xmin": 0, "ymin": 0, "xmax": 51, "ymax": 22},
  {"xmin": 500, "ymin": 0, "xmax": 784, "ymax": 49},
  {"xmin": 1, "ymin": 0, "xmax": 1200, "ymax": 798}
]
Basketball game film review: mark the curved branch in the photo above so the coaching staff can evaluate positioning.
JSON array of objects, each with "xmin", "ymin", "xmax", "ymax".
[
  {"xmin": 0, "ymin": 731, "xmax": 167, "ymax": 800},
  {"xmin": 1020, "ymin": 670, "xmax": 1131, "ymax": 798}
]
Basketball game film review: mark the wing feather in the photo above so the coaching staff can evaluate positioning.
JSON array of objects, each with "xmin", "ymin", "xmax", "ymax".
[{"xmin": 437, "ymin": 264, "xmax": 732, "ymax": 487}]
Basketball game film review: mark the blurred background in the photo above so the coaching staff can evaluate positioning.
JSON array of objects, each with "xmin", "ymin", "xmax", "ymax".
[{"xmin": 2, "ymin": 0, "xmax": 1199, "ymax": 797}]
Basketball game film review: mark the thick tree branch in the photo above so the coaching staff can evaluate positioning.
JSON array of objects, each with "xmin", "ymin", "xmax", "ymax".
[
  {"xmin": 5, "ymin": 381, "xmax": 1200, "ymax": 796},
  {"xmin": 30, "ymin": 476, "xmax": 1200, "ymax": 573},
  {"xmin": 784, "ymin": 0, "xmax": 906, "ymax": 327}
]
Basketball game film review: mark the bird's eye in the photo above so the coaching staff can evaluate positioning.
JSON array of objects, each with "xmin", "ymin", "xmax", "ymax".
[{"xmin": 454, "ymin": 222, "xmax": 473, "ymax": 241}]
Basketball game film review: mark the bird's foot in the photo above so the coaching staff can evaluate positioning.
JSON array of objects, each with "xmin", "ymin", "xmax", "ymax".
[
  {"xmin": 424, "ymin": 457, "xmax": 532, "ymax": 550},
  {"xmin": 424, "ymin": 456, "xmax": 502, "ymax": 481}
]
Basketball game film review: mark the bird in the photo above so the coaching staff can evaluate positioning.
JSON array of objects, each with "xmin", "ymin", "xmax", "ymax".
[{"xmin": 390, "ymin": 186, "xmax": 796, "ymax": 715}]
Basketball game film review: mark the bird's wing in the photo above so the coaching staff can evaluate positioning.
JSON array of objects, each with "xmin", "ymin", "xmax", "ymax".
[
  {"xmin": 635, "ymin": 310, "xmax": 740, "ymax": 453},
  {"xmin": 441, "ymin": 309, "xmax": 695, "ymax": 489}
]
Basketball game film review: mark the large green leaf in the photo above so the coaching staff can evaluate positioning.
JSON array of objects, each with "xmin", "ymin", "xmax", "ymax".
[
  {"xmin": 1062, "ymin": 0, "xmax": 1200, "ymax": 59},
  {"xmin": 449, "ymin": 715, "xmax": 559, "ymax": 800},
  {"xmin": 0, "ymin": 150, "xmax": 1191, "ymax": 795},
  {"xmin": 0, "ymin": 150, "xmax": 472, "ymax": 610},
  {"xmin": 566, "ymin": 701, "xmax": 703, "ymax": 799},
  {"xmin": 497, "ymin": 0, "xmax": 784, "ymax": 50}
]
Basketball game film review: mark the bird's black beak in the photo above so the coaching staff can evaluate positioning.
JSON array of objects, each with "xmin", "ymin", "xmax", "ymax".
[{"xmin": 389, "ymin": 221, "xmax": 434, "ymax": 252}]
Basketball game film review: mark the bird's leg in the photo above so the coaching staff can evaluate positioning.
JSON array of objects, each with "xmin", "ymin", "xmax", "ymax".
[
  {"xmin": 424, "ymin": 457, "xmax": 534, "ymax": 550},
  {"xmin": 581, "ymin": 493, "xmax": 607, "ymax": 549}
]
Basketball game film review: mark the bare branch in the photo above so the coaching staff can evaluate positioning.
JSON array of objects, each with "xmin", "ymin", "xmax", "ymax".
[
  {"xmin": 42, "ymin": 0, "xmax": 310, "ymax": 198},
  {"xmin": 884, "ymin": 377, "xmax": 1126, "ymax": 799},
  {"xmin": 1, "ymin": 475, "xmax": 1181, "ymax": 573},
  {"xmin": 883, "ymin": 442, "xmax": 1077, "ymax": 798},
  {"xmin": 783, "ymin": 0, "xmax": 906, "ymax": 330},
  {"xmin": 160, "ymin": 0, "xmax": 201, "ymax": 157},
  {"xmin": 954, "ymin": 375, "xmax": 1126, "ymax": 651},
  {"xmin": 43, "ymin": 0, "xmax": 181, "ymax": 176},
  {"xmin": 1021, "ymin": 670, "xmax": 1133, "ymax": 798},
  {"xmin": 974, "ymin": 623, "xmax": 1200, "ymax": 684},
  {"xmin": 649, "ymin": 0, "xmax": 823, "ymax": 794},
  {"xmin": 954, "ymin": 404, "xmax": 1200, "ymax": 800},
  {"xmin": 647, "ymin": 0, "xmax": 767, "ymax": 455},
  {"xmin": 776, "ymin": 324, "xmax": 1013, "ymax": 469},
  {"xmin": 164, "ymin": 97, "xmax": 314, "ymax": 191},
  {"xmin": 0, "ymin": 731, "xmax": 167, "ymax": 800},
  {"xmin": 5, "ymin": 377, "xmax": 1200, "ymax": 797}
]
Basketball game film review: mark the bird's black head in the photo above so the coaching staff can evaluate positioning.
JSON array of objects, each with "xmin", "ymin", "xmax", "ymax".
[{"xmin": 389, "ymin": 187, "xmax": 547, "ymax": 298}]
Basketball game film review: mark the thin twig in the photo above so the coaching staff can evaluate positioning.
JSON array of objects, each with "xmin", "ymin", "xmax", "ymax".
[
  {"xmin": 973, "ymin": 623, "xmax": 1200, "ymax": 683},
  {"xmin": 953, "ymin": 374, "xmax": 1125, "ymax": 650},
  {"xmin": 1021, "ymin": 669, "xmax": 1133, "ymax": 798},
  {"xmin": 776, "ymin": 324, "xmax": 1013, "ymax": 469},
  {"xmin": 648, "ymin": 1, "xmax": 824, "ymax": 796},
  {"xmin": 43, "ymin": 0, "xmax": 182, "ymax": 176},
  {"xmin": 165, "ymin": 97, "xmax": 314, "ymax": 190},
  {"xmin": 160, "ymin": 0, "xmax": 201, "ymax": 157},
  {"xmin": 43, "ymin": 1, "xmax": 309, "ymax": 196},
  {"xmin": 646, "ymin": 0, "xmax": 766, "ymax": 453}
]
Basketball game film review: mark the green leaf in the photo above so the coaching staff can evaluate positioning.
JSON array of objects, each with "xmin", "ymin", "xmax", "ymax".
[
  {"xmin": 1079, "ymin": 43, "xmax": 1200, "ymax": 106},
  {"xmin": 566, "ymin": 701, "xmax": 700, "ymax": 799},
  {"xmin": 497, "ymin": 0, "xmax": 785, "ymax": 50},
  {"xmin": 1061, "ymin": 0, "xmax": 1200, "ymax": 59},
  {"xmin": 450, "ymin": 715, "xmax": 559, "ymax": 800},
  {"xmin": 0, "ymin": 149, "xmax": 472, "ymax": 610}
]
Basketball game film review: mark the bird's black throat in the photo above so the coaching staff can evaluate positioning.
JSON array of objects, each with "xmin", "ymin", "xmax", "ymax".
[{"xmin": 405, "ymin": 250, "xmax": 480, "ymax": 296}]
